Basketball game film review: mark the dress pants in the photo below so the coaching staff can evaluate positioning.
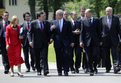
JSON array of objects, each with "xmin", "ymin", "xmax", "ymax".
[
  {"xmin": 55, "ymin": 44, "xmax": 70, "ymax": 74},
  {"xmin": 103, "ymin": 43, "xmax": 119, "ymax": 71},
  {"xmin": 34, "ymin": 45, "xmax": 48, "ymax": 73},
  {"xmin": 23, "ymin": 39, "xmax": 35, "ymax": 70},
  {"xmin": 85, "ymin": 39, "xmax": 99, "ymax": 72},
  {"xmin": 70, "ymin": 45, "xmax": 81, "ymax": 70},
  {"xmin": 1, "ymin": 38, "xmax": 10, "ymax": 71}
]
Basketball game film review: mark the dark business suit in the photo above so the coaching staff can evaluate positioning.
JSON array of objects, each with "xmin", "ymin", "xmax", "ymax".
[
  {"xmin": 0, "ymin": 20, "xmax": 10, "ymax": 73},
  {"xmin": 69, "ymin": 19, "xmax": 81, "ymax": 72},
  {"xmin": 100, "ymin": 15, "xmax": 120, "ymax": 72},
  {"xmin": 20, "ymin": 22, "xmax": 35, "ymax": 71},
  {"xmin": 51, "ymin": 18, "xmax": 74, "ymax": 75},
  {"xmin": 80, "ymin": 17, "xmax": 101, "ymax": 74},
  {"xmin": 77, "ymin": 16, "xmax": 88, "ymax": 71},
  {"xmin": 118, "ymin": 18, "xmax": 121, "ymax": 68},
  {"xmin": 29, "ymin": 20, "xmax": 50, "ymax": 74}
]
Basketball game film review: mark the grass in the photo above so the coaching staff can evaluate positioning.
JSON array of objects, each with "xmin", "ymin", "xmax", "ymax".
[{"xmin": 48, "ymin": 43, "xmax": 56, "ymax": 62}]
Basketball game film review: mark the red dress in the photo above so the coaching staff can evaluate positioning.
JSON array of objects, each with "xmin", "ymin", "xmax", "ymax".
[{"xmin": 5, "ymin": 25, "xmax": 24, "ymax": 67}]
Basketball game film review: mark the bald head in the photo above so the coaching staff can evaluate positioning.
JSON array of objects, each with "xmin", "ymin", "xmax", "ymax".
[
  {"xmin": 70, "ymin": 11, "xmax": 77, "ymax": 20},
  {"xmin": 85, "ymin": 9, "xmax": 92, "ymax": 18}
]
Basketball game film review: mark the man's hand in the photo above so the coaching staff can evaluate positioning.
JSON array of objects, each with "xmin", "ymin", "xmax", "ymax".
[
  {"xmin": 73, "ymin": 29, "xmax": 80, "ymax": 35},
  {"xmin": 99, "ymin": 42, "xmax": 103, "ymax": 46},
  {"xmin": 70, "ymin": 43, "xmax": 74, "ymax": 47},
  {"xmin": 51, "ymin": 25, "xmax": 56, "ymax": 30},
  {"xmin": 6, "ymin": 45, "xmax": 9, "ymax": 50},
  {"xmin": 19, "ymin": 36, "xmax": 23, "ymax": 39},
  {"xmin": 80, "ymin": 42, "xmax": 83, "ymax": 48},
  {"xmin": 29, "ymin": 42, "xmax": 33, "ymax": 47},
  {"xmin": 50, "ymin": 39, "xmax": 53, "ymax": 44}
]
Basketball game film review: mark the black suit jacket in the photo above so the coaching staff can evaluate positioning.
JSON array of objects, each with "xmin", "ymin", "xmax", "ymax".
[
  {"xmin": 80, "ymin": 17, "xmax": 101, "ymax": 47},
  {"xmin": 100, "ymin": 15, "xmax": 120, "ymax": 47},
  {"xmin": 51, "ymin": 18, "xmax": 74, "ymax": 48},
  {"xmin": 70, "ymin": 19, "xmax": 82, "ymax": 46},
  {"xmin": 29, "ymin": 20, "xmax": 50, "ymax": 48},
  {"xmin": 0, "ymin": 20, "xmax": 10, "ymax": 47}
]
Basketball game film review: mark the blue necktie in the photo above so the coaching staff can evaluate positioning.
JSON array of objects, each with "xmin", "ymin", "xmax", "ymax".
[
  {"xmin": 89, "ymin": 19, "xmax": 91, "ymax": 26},
  {"xmin": 59, "ymin": 20, "xmax": 62, "ymax": 32}
]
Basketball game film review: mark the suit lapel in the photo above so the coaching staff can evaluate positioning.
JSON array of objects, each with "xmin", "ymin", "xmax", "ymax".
[{"xmin": 85, "ymin": 18, "xmax": 90, "ymax": 26}]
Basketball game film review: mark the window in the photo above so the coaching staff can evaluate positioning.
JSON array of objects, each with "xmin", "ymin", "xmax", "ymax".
[{"xmin": 9, "ymin": 0, "xmax": 17, "ymax": 6}]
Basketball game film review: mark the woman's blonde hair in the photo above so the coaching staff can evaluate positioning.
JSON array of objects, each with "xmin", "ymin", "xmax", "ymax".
[{"xmin": 10, "ymin": 15, "xmax": 18, "ymax": 27}]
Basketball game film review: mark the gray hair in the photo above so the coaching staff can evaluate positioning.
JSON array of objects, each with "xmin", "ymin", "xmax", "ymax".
[
  {"xmin": 85, "ymin": 9, "xmax": 92, "ymax": 13},
  {"xmin": 56, "ymin": 9, "xmax": 63, "ymax": 16},
  {"xmin": 106, "ymin": 7, "xmax": 113, "ymax": 11}
]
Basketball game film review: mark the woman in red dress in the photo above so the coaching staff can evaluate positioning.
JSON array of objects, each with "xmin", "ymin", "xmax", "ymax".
[{"xmin": 5, "ymin": 15, "xmax": 24, "ymax": 77}]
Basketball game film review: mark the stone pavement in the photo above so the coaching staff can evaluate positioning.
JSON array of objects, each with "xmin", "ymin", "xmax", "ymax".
[{"xmin": 0, "ymin": 53, "xmax": 121, "ymax": 83}]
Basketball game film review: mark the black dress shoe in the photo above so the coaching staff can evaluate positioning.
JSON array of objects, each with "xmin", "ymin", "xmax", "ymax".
[
  {"xmin": 84, "ymin": 68, "xmax": 89, "ymax": 73},
  {"xmin": 58, "ymin": 73, "xmax": 62, "ymax": 76},
  {"xmin": 94, "ymin": 69, "xmax": 98, "ymax": 74},
  {"xmin": 44, "ymin": 70, "xmax": 49, "ymax": 76},
  {"xmin": 90, "ymin": 72, "xmax": 94, "ymax": 76},
  {"xmin": 17, "ymin": 73, "xmax": 23, "ymax": 77},
  {"xmin": 37, "ymin": 72, "xmax": 41, "ymax": 75},
  {"xmin": 4, "ymin": 70, "xmax": 9, "ymax": 74},
  {"xmin": 26, "ymin": 69, "xmax": 30, "ymax": 72},
  {"xmin": 106, "ymin": 70, "xmax": 110, "ymax": 73},
  {"xmin": 75, "ymin": 68, "xmax": 79, "ymax": 73},
  {"xmin": 114, "ymin": 68, "xmax": 120, "ymax": 74},
  {"xmin": 32, "ymin": 67, "xmax": 35, "ymax": 71},
  {"xmin": 64, "ymin": 72, "xmax": 68, "ymax": 76}
]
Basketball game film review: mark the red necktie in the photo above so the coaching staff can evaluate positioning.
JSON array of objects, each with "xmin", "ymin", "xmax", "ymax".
[{"xmin": 40, "ymin": 22, "xmax": 43, "ymax": 32}]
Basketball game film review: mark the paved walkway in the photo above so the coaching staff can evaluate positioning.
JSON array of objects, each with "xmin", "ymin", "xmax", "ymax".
[{"xmin": 0, "ymin": 53, "xmax": 121, "ymax": 83}]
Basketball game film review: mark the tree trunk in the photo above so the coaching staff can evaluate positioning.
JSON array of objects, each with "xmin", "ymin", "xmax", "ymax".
[{"xmin": 28, "ymin": 0, "xmax": 36, "ymax": 20}]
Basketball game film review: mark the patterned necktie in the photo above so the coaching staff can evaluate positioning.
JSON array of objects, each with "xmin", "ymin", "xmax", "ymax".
[{"xmin": 40, "ymin": 22, "xmax": 43, "ymax": 32}]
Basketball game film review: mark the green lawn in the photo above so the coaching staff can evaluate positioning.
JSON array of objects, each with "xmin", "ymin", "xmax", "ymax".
[{"xmin": 48, "ymin": 43, "xmax": 56, "ymax": 62}]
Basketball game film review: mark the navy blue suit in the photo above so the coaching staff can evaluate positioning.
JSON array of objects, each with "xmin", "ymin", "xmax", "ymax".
[{"xmin": 51, "ymin": 18, "xmax": 74, "ymax": 74}]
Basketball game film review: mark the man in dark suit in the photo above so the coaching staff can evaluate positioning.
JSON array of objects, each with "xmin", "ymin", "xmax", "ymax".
[
  {"xmin": 0, "ymin": 11, "xmax": 10, "ymax": 74},
  {"xmin": 29, "ymin": 12, "xmax": 50, "ymax": 76},
  {"xmin": 20, "ymin": 12, "xmax": 35, "ymax": 72},
  {"xmin": 77, "ymin": 7, "xmax": 89, "ymax": 73},
  {"xmin": 69, "ymin": 11, "xmax": 81, "ymax": 73},
  {"xmin": 80, "ymin": 9, "xmax": 102, "ymax": 76},
  {"xmin": 100, "ymin": 7, "xmax": 120, "ymax": 73},
  {"xmin": 50, "ymin": 9, "xmax": 74, "ymax": 76}
]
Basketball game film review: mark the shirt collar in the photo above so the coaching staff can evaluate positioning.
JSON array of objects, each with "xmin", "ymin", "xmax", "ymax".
[
  {"xmin": 26, "ymin": 21, "xmax": 30, "ymax": 24},
  {"xmin": 3, "ymin": 20, "xmax": 8, "ymax": 23}
]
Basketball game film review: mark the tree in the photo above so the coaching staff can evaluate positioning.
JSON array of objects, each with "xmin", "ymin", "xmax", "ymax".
[{"xmin": 28, "ymin": 0, "xmax": 36, "ymax": 20}]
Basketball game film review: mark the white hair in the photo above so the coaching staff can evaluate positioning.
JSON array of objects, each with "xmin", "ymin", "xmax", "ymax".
[
  {"xmin": 106, "ymin": 7, "xmax": 113, "ymax": 11},
  {"xmin": 56, "ymin": 9, "xmax": 63, "ymax": 16}
]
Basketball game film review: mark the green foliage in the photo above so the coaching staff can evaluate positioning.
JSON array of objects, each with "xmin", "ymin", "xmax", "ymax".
[{"xmin": 64, "ymin": 0, "xmax": 121, "ymax": 18}]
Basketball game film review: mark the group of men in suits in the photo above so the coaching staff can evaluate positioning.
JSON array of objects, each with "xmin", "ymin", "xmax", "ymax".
[{"xmin": 0, "ymin": 6, "xmax": 121, "ymax": 77}]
